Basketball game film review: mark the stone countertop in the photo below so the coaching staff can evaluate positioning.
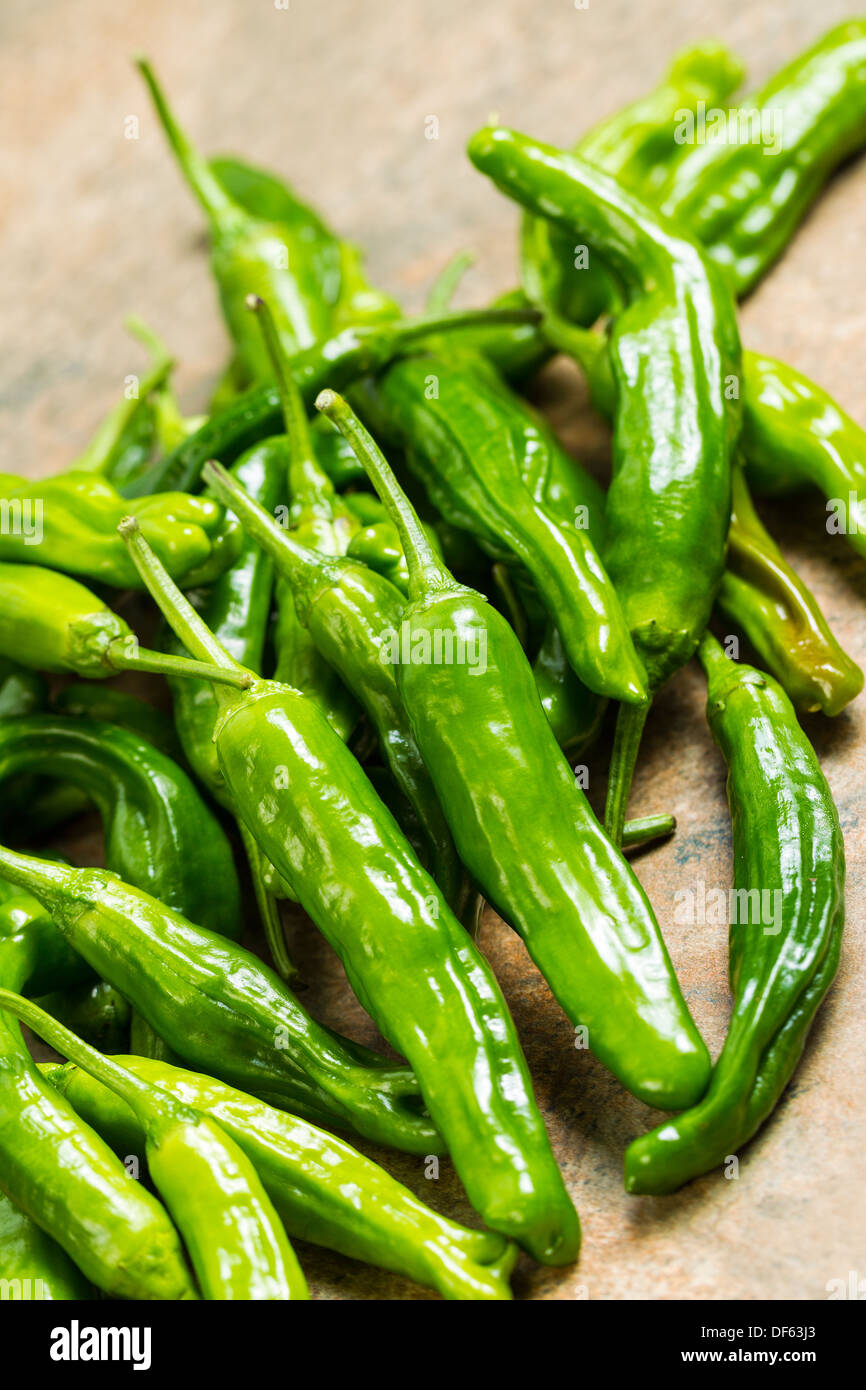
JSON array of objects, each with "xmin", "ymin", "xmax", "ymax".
[{"xmin": 3, "ymin": 0, "xmax": 864, "ymax": 1300}]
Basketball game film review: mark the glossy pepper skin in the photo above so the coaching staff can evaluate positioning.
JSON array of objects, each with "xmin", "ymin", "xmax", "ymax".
[
  {"xmin": 717, "ymin": 465, "xmax": 863, "ymax": 716},
  {"xmin": 742, "ymin": 351, "xmax": 866, "ymax": 558},
  {"xmin": 0, "ymin": 896, "xmax": 197, "ymax": 1299},
  {"xmin": 625, "ymin": 636, "xmax": 845, "ymax": 1194},
  {"xmin": 469, "ymin": 126, "xmax": 742, "ymax": 844},
  {"xmin": 0, "ymin": 658, "xmax": 45, "ymax": 719},
  {"xmin": 205, "ymin": 460, "xmax": 463, "ymax": 909},
  {"xmin": 0, "ymin": 471, "xmax": 238, "ymax": 588},
  {"xmin": 520, "ymin": 41, "xmax": 746, "ymax": 330},
  {"xmin": 0, "ymin": 847, "xmax": 436, "ymax": 1156},
  {"xmin": 0, "ymin": 716, "xmax": 242, "ymax": 943},
  {"xmin": 0, "ymin": 1190, "xmax": 95, "ymax": 1299},
  {"xmin": 318, "ymin": 390, "xmax": 710, "ymax": 1110},
  {"xmin": 122, "ymin": 302, "xmax": 542, "ymax": 499},
  {"xmin": 659, "ymin": 21, "xmax": 866, "ymax": 296},
  {"xmin": 51, "ymin": 1056, "xmax": 518, "ymax": 1301},
  {"xmin": 0, "ymin": 991, "xmax": 308, "ymax": 1302},
  {"xmin": 121, "ymin": 521, "xmax": 579, "ymax": 1265},
  {"xmin": 362, "ymin": 352, "xmax": 645, "ymax": 704}
]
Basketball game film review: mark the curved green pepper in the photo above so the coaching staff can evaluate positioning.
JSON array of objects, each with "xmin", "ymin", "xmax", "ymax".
[
  {"xmin": 0, "ymin": 717, "xmax": 242, "ymax": 943},
  {"xmin": 120, "ymin": 517, "xmax": 579, "ymax": 1265},
  {"xmin": 0, "ymin": 899, "xmax": 196, "ymax": 1299},
  {"xmin": 0, "ymin": 846, "xmax": 436, "ymax": 1156},
  {"xmin": 51, "ymin": 1055, "xmax": 518, "ymax": 1301},
  {"xmin": 659, "ymin": 20, "xmax": 866, "ymax": 295},
  {"xmin": 625, "ymin": 635, "xmax": 845, "ymax": 1193},
  {"xmin": 469, "ymin": 125, "xmax": 742, "ymax": 846},
  {"xmin": 0, "ymin": 471, "xmax": 239, "ymax": 588},
  {"xmin": 317, "ymin": 390, "xmax": 709, "ymax": 1111},
  {"xmin": 0, "ymin": 562, "xmax": 255, "ymax": 688},
  {"xmin": 742, "ymin": 350, "xmax": 866, "ymax": 557},
  {"xmin": 1, "ymin": 992, "xmax": 308, "ymax": 1301},
  {"xmin": 717, "ymin": 464, "xmax": 863, "ymax": 715}
]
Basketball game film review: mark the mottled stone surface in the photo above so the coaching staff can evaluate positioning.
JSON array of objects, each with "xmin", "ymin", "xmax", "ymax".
[{"xmin": 3, "ymin": 0, "xmax": 864, "ymax": 1300}]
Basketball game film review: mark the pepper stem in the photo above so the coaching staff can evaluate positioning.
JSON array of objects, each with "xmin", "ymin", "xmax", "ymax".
[
  {"xmin": 621, "ymin": 812, "xmax": 676, "ymax": 851},
  {"xmin": 117, "ymin": 517, "xmax": 252, "ymax": 685},
  {"xmin": 603, "ymin": 698, "xmax": 652, "ymax": 848},
  {"xmin": 203, "ymin": 461, "xmax": 326, "ymax": 586},
  {"xmin": 136, "ymin": 58, "xmax": 238, "ymax": 226},
  {"xmin": 105, "ymin": 633, "xmax": 252, "ymax": 690},
  {"xmin": 69, "ymin": 321, "xmax": 174, "ymax": 474},
  {"xmin": 0, "ymin": 987, "xmax": 189, "ymax": 1132},
  {"xmin": 697, "ymin": 630, "xmax": 729, "ymax": 681},
  {"xmin": 315, "ymin": 390, "xmax": 454, "ymax": 601},
  {"xmin": 245, "ymin": 296, "xmax": 331, "ymax": 515}
]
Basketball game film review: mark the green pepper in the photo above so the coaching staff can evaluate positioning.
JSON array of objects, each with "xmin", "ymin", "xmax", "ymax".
[
  {"xmin": 316, "ymin": 390, "xmax": 709, "ymax": 1110},
  {"xmin": 520, "ymin": 41, "xmax": 746, "ymax": 330},
  {"xmin": 0, "ymin": 562, "xmax": 257, "ymax": 688},
  {"xmin": 360, "ymin": 352, "xmax": 645, "ymax": 704},
  {"xmin": 0, "ymin": 991, "xmax": 308, "ymax": 1301},
  {"xmin": 717, "ymin": 464, "xmax": 863, "ymax": 715},
  {"xmin": 120, "ymin": 518, "xmax": 579, "ymax": 1264},
  {"xmin": 0, "ymin": 470, "xmax": 239, "ymax": 588},
  {"xmin": 0, "ymin": 897, "xmax": 197, "ymax": 1299},
  {"xmin": 625, "ymin": 635, "xmax": 845, "ymax": 1194},
  {"xmin": 659, "ymin": 20, "xmax": 866, "ymax": 295},
  {"xmin": 742, "ymin": 350, "xmax": 866, "ymax": 558},
  {"xmin": 469, "ymin": 125, "xmax": 742, "ymax": 847},
  {"xmin": 205, "ymin": 460, "xmax": 463, "ymax": 909},
  {"xmin": 0, "ymin": 1190, "xmax": 96, "ymax": 1300},
  {"xmin": 121, "ymin": 301, "xmax": 542, "ymax": 499},
  {"xmin": 0, "ymin": 846, "xmax": 436, "ymax": 1156},
  {"xmin": 50, "ymin": 1054, "xmax": 518, "ymax": 1300},
  {"xmin": 0, "ymin": 716, "xmax": 242, "ymax": 943}
]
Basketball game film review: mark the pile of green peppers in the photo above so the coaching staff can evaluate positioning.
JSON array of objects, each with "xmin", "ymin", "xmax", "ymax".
[{"xmin": 0, "ymin": 22, "xmax": 860, "ymax": 1300}]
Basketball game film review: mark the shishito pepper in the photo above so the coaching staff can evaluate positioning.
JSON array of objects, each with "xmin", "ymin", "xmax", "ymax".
[
  {"xmin": 0, "ymin": 562, "xmax": 256, "ymax": 688},
  {"xmin": 50, "ymin": 1055, "xmax": 518, "ymax": 1301},
  {"xmin": 118, "ymin": 516, "xmax": 579, "ymax": 1265},
  {"xmin": 316, "ymin": 389, "xmax": 709, "ymax": 1111},
  {"xmin": 0, "ymin": 471, "xmax": 239, "ymax": 588},
  {"xmin": 0, "ymin": 847, "xmax": 436, "ymax": 1155},
  {"xmin": 625, "ymin": 636, "xmax": 845, "ymax": 1194},
  {"xmin": 716, "ymin": 464, "xmax": 863, "ymax": 716},
  {"xmin": 468, "ymin": 125, "xmax": 742, "ymax": 847},
  {"xmin": 204, "ymin": 458, "xmax": 463, "ymax": 909},
  {"xmin": 0, "ymin": 990, "xmax": 309, "ymax": 1301},
  {"xmin": 0, "ymin": 892, "xmax": 197, "ymax": 1299}
]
